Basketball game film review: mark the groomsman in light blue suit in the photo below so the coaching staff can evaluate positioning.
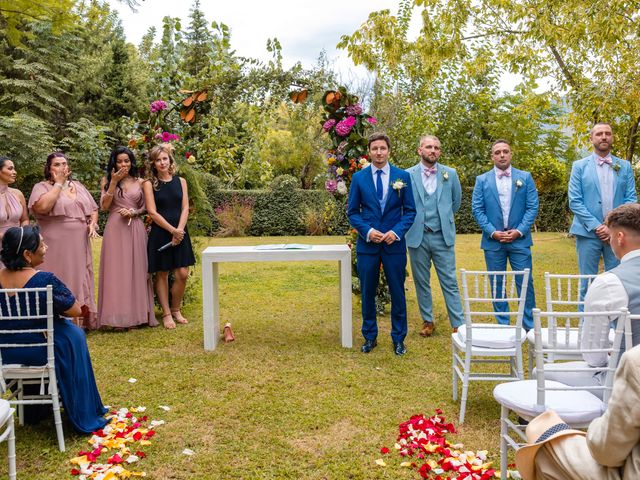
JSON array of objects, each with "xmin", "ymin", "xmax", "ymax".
[
  {"xmin": 568, "ymin": 123, "xmax": 637, "ymax": 302},
  {"xmin": 472, "ymin": 140, "xmax": 539, "ymax": 331},
  {"xmin": 347, "ymin": 133, "xmax": 416, "ymax": 356},
  {"xmin": 406, "ymin": 135, "xmax": 464, "ymax": 337}
]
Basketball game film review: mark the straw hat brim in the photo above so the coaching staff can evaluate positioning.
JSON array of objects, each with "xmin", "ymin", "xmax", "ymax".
[{"xmin": 515, "ymin": 428, "xmax": 585, "ymax": 480}]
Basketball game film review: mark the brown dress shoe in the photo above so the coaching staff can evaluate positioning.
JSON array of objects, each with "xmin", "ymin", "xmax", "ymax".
[
  {"xmin": 452, "ymin": 327, "xmax": 458, "ymax": 333},
  {"xmin": 420, "ymin": 322, "xmax": 435, "ymax": 337}
]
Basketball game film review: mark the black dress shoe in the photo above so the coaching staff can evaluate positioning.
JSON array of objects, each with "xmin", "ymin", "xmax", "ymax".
[
  {"xmin": 393, "ymin": 341, "xmax": 407, "ymax": 356},
  {"xmin": 361, "ymin": 339, "xmax": 377, "ymax": 353}
]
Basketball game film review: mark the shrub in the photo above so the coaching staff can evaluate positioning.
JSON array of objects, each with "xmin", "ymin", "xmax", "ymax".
[{"xmin": 214, "ymin": 194, "xmax": 255, "ymax": 237}]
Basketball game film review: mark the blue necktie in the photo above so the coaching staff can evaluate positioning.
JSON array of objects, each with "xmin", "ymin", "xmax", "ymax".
[{"xmin": 375, "ymin": 170, "xmax": 383, "ymax": 200}]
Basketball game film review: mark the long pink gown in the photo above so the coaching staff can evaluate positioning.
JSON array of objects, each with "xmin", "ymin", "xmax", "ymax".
[
  {"xmin": 97, "ymin": 181, "xmax": 156, "ymax": 328},
  {"xmin": 28, "ymin": 181, "xmax": 98, "ymax": 329},
  {"xmin": 0, "ymin": 184, "xmax": 24, "ymax": 268}
]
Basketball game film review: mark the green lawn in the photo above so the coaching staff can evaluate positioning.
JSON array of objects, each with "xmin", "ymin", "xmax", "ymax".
[{"xmin": 5, "ymin": 233, "xmax": 578, "ymax": 479}]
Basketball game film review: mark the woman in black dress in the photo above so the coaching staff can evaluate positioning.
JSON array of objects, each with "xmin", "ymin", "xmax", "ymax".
[{"xmin": 143, "ymin": 143, "xmax": 195, "ymax": 329}]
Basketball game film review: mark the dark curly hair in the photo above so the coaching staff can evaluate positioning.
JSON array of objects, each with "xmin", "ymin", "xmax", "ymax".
[
  {"xmin": 1, "ymin": 226, "xmax": 41, "ymax": 271},
  {"xmin": 104, "ymin": 146, "xmax": 139, "ymax": 196}
]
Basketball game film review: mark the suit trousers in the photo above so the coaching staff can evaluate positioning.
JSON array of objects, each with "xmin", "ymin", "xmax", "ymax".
[
  {"xmin": 408, "ymin": 230, "xmax": 464, "ymax": 328},
  {"xmin": 483, "ymin": 244, "xmax": 536, "ymax": 331},
  {"xmin": 575, "ymin": 235, "xmax": 619, "ymax": 303},
  {"xmin": 357, "ymin": 250, "xmax": 408, "ymax": 343}
]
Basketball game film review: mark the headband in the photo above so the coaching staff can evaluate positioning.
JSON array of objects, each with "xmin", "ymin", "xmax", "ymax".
[{"xmin": 16, "ymin": 227, "xmax": 24, "ymax": 254}]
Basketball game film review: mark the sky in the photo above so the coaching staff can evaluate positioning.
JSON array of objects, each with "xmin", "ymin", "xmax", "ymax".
[{"xmin": 108, "ymin": 0, "xmax": 415, "ymax": 85}]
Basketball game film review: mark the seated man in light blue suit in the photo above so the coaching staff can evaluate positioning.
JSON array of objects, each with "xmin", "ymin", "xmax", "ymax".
[
  {"xmin": 405, "ymin": 135, "xmax": 464, "ymax": 336},
  {"xmin": 568, "ymin": 122, "xmax": 637, "ymax": 302},
  {"xmin": 471, "ymin": 140, "xmax": 539, "ymax": 331},
  {"xmin": 347, "ymin": 133, "xmax": 416, "ymax": 356}
]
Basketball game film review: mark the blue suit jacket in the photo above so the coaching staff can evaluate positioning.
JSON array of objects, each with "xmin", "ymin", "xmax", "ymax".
[
  {"xmin": 405, "ymin": 162, "xmax": 462, "ymax": 248},
  {"xmin": 569, "ymin": 154, "xmax": 637, "ymax": 237},
  {"xmin": 472, "ymin": 167, "xmax": 539, "ymax": 251},
  {"xmin": 347, "ymin": 164, "xmax": 416, "ymax": 255}
]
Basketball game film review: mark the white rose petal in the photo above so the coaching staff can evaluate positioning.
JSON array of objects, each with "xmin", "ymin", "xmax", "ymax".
[
  {"xmin": 182, "ymin": 448, "xmax": 195, "ymax": 456},
  {"xmin": 128, "ymin": 378, "xmax": 137, "ymax": 383},
  {"xmin": 159, "ymin": 405, "xmax": 171, "ymax": 411}
]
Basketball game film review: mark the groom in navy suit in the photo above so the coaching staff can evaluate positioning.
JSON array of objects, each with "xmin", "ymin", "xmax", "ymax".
[
  {"xmin": 472, "ymin": 140, "xmax": 539, "ymax": 331},
  {"xmin": 347, "ymin": 133, "xmax": 416, "ymax": 355}
]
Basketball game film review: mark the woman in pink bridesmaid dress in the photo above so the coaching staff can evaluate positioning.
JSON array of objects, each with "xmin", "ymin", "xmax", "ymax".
[
  {"xmin": 0, "ymin": 157, "xmax": 29, "ymax": 268},
  {"xmin": 28, "ymin": 152, "xmax": 99, "ymax": 329},
  {"xmin": 97, "ymin": 146, "xmax": 156, "ymax": 329}
]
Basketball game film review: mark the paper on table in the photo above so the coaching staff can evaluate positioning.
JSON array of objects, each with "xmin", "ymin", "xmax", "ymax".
[{"xmin": 254, "ymin": 244, "xmax": 313, "ymax": 250}]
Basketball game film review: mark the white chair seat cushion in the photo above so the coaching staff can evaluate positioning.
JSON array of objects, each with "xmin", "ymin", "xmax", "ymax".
[
  {"xmin": 2, "ymin": 365, "xmax": 47, "ymax": 378},
  {"xmin": 457, "ymin": 325, "xmax": 526, "ymax": 349},
  {"xmin": 493, "ymin": 379, "xmax": 604, "ymax": 424},
  {"xmin": 526, "ymin": 327, "xmax": 615, "ymax": 347},
  {"xmin": 0, "ymin": 399, "xmax": 10, "ymax": 422}
]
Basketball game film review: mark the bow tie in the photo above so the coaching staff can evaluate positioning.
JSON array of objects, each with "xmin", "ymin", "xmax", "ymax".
[
  {"xmin": 497, "ymin": 170, "xmax": 511, "ymax": 179},
  {"xmin": 423, "ymin": 167, "xmax": 437, "ymax": 177},
  {"xmin": 598, "ymin": 157, "xmax": 612, "ymax": 166}
]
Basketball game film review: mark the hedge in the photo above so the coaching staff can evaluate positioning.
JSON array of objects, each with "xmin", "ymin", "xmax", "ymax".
[{"xmin": 203, "ymin": 181, "xmax": 572, "ymax": 237}]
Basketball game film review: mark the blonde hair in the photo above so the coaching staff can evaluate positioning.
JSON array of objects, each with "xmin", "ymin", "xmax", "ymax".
[{"xmin": 147, "ymin": 143, "xmax": 177, "ymax": 190}]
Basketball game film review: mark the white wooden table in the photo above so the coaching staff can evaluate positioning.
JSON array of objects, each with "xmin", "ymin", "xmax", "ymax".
[{"xmin": 201, "ymin": 244, "xmax": 353, "ymax": 351}]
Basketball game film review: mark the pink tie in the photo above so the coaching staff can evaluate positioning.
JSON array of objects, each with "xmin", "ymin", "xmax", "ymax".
[
  {"xmin": 423, "ymin": 167, "xmax": 437, "ymax": 177},
  {"xmin": 598, "ymin": 157, "xmax": 612, "ymax": 166},
  {"xmin": 498, "ymin": 170, "xmax": 510, "ymax": 179}
]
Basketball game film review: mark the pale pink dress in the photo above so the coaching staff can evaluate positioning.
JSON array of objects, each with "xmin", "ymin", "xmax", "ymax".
[
  {"xmin": 97, "ymin": 181, "xmax": 156, "ymax": 328},
  {"xmin": 28, "ymin": 181, "xmax": 98, "ymax": 328},
  {"xmin": 0, "ymin": 184, "xmax": 24, "ymax": 268}
]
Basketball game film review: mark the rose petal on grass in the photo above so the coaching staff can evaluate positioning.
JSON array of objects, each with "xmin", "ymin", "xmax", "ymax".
[
  {"xmin": 158, "ymin": 405, "xmax": 171, "ymax": 411},
  {"xmin": 128, "ymin": 378, "xmax": 137, "ymax": 383},
  {"xmin": 182, "ymin": 448, "xmax": 195, "ymax": 456},
  {"xmin": 374, "ymin": 459, "xmax": 386, "ymax": 467}
]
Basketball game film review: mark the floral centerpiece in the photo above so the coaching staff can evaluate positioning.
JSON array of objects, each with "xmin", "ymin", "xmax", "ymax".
[{"xmin": 321, "ymin": 87, "xmax": 377, "ymax": 195}]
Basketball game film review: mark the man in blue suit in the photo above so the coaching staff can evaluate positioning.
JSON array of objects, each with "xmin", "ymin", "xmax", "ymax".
[
  {"xmin": 472, "ymin": 140, "xmax": 539, "ymax": 331},
  {"xmin": 406, "ymin": 135, "xmax": 464, "ymax": 337},
  {"xmin": 347, "ymin": 133, "xmax": 416, "ymax": 355},
  {"xmin": 568, "ymin": 122, "xmax": 637, "ymax": 302}
]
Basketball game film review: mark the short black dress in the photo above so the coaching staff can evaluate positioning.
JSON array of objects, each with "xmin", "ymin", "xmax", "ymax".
[{"xmin": 147, "ymin": 176, "xmax": 196, "ymax": 273}]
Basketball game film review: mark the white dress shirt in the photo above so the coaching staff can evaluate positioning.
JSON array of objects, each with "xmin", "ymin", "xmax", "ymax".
[
  {"xmin": 494, "ymin": 167, "xmax": 512, "ymax": 229},
  {"xmin": 371, "ymin": 163, "xmax": 390, "ymax": 200},
  {"xmin": 582, "ymin": 249, "xmax": 640, "ymax": 366},
  {"xmin": 594, "ymin": 155, "xmax": 614, "ymax": 219},
  {"xmin": 422, "ymin": 163, "xmax": 437, "ymax": 196}
]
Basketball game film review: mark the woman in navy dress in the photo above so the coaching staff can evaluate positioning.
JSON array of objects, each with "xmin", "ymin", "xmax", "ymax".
[
  {"xmin": 143, "ymin": 143, "xmax": 195, "ymax": 329},
  {"xmin": 0, "ymin": 226, "xmax": 107, "ymax": 433}
]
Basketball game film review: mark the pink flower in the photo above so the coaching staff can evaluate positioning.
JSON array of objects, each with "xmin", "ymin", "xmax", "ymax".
[
  {"xmin": 155, "ymin": 131, "xmax": 181, "ymax": 142},
  {"xmin": 325, "ymin": 179, "xmax": 338, "ymax": 193},
  {"xmin": 366, "ymin": 117, "xmax": 378, "ymax": 125},
  {"xmin": 335, "ymin": 116, "xmax": 357, "ymax": 136},
  {"xmin": 322, "ymin": 119, "xmax": 337, "ymax": 132},
  {"xmin": 150, "ymin": 100, "xmax": 168, "ymax": 113},
  {"xmin": 345, "ymin": 104, "xmax": 363, "ymax": 116}
]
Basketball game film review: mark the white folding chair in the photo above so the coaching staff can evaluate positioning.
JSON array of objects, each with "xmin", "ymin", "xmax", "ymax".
[
  {"xmin": 0, "ymin": 286, "xmax": 65, "ymax": 451},
  {"xmin": 452, "ymin": 269, "xmax": 530, "ymax": 424},
  {"xmin": 0, "ymin": 399, "xmax": 16, "ymax": 480},
  {"xmin": 526, "ymin": 273, "xmax": 597, "ymax": 375},
  {"xmin": 493, "ymin": 308, "xmax": 628, "ymax": 480}
]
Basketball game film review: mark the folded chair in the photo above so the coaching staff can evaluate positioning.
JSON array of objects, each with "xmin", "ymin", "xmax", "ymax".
[
  {"xmin": 452, "ymin": 269, "xmax": 530, "ymax": 424},
  {"xmin": 0, "ymin": 286, "xmax": 65, "ymax": 451}
]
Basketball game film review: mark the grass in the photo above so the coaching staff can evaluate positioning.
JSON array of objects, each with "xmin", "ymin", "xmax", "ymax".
[{"xmin": 4, "ymin": 232, "xmax": 578, "ymax": 479}]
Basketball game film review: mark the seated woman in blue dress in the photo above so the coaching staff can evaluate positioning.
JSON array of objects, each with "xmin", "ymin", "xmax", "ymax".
[{"xmin": 0, "ymin": 226, "xmax": 107, "ymax": 434}]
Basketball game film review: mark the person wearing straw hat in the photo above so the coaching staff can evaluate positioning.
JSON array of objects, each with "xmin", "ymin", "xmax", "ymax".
[{"xmin": 515, "ymin": 344, "xmax": 640, "ymax": 479}]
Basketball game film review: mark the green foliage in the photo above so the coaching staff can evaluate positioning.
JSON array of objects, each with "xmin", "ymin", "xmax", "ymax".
[
  {"xmin": 0, "ymin": 112, "xmax": 53, "ymax": 190},
  {"xmin": 59, "ymin": 118, "xmax": 112, "ymax": 186},
  {"xmin": 0, "ymin": 0, "xmax": 75, "ymax": 46}
]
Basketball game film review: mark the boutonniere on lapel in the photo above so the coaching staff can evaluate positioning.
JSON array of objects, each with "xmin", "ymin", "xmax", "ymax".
[
  {"xmin": 392, "ymin": 179, "xmax": 407, "ymax": 197},
  {"xmin": 515, "ymin": 179, "xmax": 523, "ymax": 189},
  {"xmin": 612, "ymin": 163, "xmax": 621, "ymax": 173},
  {"xmin": 442, "ymin": 171, "xmax": 449, "ymax": 181}
]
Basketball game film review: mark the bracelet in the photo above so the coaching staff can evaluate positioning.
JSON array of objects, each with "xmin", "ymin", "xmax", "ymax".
[{"xmin": 54, "ymin": 183, "xmax": 64, "ymax": 189}]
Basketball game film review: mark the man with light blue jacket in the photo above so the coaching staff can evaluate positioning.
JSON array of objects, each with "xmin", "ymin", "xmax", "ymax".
[
  {"xmin": 406, "ymin": 135, "xmax": 464, "ymax": 336},
  {"xmin": 472, "ymin": 140, "xmax": 539, "ymax": 331},
  {"xmin": 569, "ymin": 123, "xmax": 637, "ymax": 302}
]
